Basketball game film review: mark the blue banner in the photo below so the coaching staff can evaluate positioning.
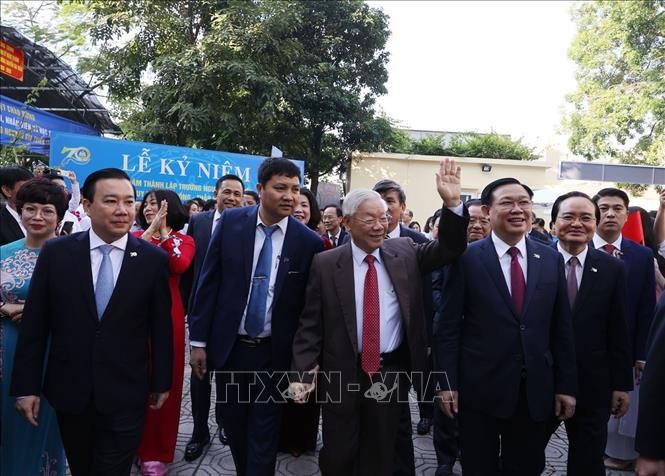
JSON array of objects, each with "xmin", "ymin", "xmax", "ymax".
[
  {"xmin": 48, "ymin": 132, "xmax": 304, "ymax": 201},
  {"xmin": 0, "ymin": 95, "xmax": 99, "ymax": 155}
]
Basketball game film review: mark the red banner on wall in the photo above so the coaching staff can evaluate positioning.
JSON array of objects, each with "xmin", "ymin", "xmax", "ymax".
[{"xmin": 0, "ymin": 40, "xmax": 25, "ymax": 82}]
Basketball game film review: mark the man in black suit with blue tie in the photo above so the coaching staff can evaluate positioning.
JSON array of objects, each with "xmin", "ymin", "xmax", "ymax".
[
  {"xmin": 548, "ymin": 191, "xmax": 633, "ymax": 475},
  {"xmin": 12, "ymin": 168, "xmax": 173, "ymax": 475},
  {"xmin": 435, "ymin": 178, "xmax": 577, "ymax": 476},
  {"xmin": 181, "ymin": 173, "xmax": 245, "ymax": 461},
  {"xmin": 188, "ymin": 158, "xmax": 324, "ymax": 476}
]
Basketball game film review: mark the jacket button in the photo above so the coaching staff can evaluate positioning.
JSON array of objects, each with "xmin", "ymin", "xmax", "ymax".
[{"xmin": 519, "ymin": 325, "xmax": 526, "ymax": 331}]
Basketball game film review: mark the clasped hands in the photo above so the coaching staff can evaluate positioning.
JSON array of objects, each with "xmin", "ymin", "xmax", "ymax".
[{"xmin": 287, "ymin": 365, "xmax": 319, "ymax": 404}]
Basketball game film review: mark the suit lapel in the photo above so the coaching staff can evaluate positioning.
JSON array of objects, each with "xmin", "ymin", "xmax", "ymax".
[
  {"xmin": 522, "ymin": 239, "xmax": 542, "ymax": 320},
  {"xmin": 334, "ymin": 244, "xmax": 359, "ymax": 354},
  {"xmin": 242, "ymin": 208, "xmax": 258, "ymax": 287},
  {"xmin": 381, "ymin": 244, "xmax": 411, "ymax": 328},
  {"xmin": 102, "ymin": 234, "xmax": 141, "ymax": 320},
  {"xmin": 75, "ymin": 231, "xmax": 97, "ymax": 321},
  {"xmin": 273, "ymin": 217, "xmax": 297, "ymax": 299},
  {"xmin": 479, "ymin": 237, "xmax": 514, "ymax": 316}
]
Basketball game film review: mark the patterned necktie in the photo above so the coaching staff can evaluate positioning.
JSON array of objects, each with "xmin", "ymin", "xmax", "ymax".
[
  {"xmin": 245, "ymin": 224, "xmax": 278, "ymax": 337},
  {"xmin": 508, "ymin": 247, "xmax": 526, "ymax": 316},
  {"xmin": 95, "ymin": 245, "xmax": 115, "ymax": 319},
  {"xmin": 602, "ymin": 243, "xmax": 617, "ymax": 255},
  {"xmin": 331, "ymin": 235, "xmax": 337, "ymax": 247},
  {"xmin": 567, "ymin": 256, "xmax": 579, "ymax": 310},
  {"xmin": 361, "ymin": 255, "xmax": 381, "ymax": 376}
]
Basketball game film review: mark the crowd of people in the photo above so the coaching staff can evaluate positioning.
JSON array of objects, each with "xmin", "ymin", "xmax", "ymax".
[{"xmin": 0, "ymin": 158, "xmax": 664, "ymax": 476}]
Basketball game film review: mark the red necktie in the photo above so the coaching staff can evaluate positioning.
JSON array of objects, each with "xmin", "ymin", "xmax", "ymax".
[
  {"xmin": 602, "ymin": 244, "xmax": 617, "ymax": 255},
  {"xmin": 361, "ymin": 255, "xmax": 381, "ymax": 376},
  {"xmin": 508, "ymin": 247, "xmax": 526, "ymax": 316}
]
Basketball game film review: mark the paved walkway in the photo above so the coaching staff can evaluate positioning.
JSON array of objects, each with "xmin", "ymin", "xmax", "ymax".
[{"xmin": 131, "ymin": 362, "xmax": 633, "ymax": 476}]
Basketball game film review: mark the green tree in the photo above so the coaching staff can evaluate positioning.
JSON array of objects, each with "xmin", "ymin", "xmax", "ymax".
[
  {"xmin": 63, "ymin": 0, "xmax": 390, "ymax": 193},
  {"xmin": 566, "ymin": 0, "xmax": 665, "ymax": 193}
]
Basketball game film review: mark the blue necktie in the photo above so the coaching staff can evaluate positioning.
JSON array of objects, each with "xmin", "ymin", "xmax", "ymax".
[
  {"xmin": 95, "ymin": 244, "xmax": 115, "ymax": 319},
  {"xmin": 245, "ymin": 224, "xmax": 278, "ymax": 337}
]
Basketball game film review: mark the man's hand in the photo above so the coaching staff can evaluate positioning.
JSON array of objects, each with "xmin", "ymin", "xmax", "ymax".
[
  {"xmin": 554, "ymin": 394, "xmax": 576, "ymax": 420},
  {"xmin": 190, "ymin": 347, "xmax": 207, "ymax": 380},
  {"xmin": 610, "ymin": 390, "xmax": 630, "ymax": 418},
  {"xmin": 435, "ymin": 159, "xmax": 462, "ymax": 208},
  {"xmin": 149, "ymin": 391, "xmax": 170, "ymax": 410},
  {"xmin": 636, "ymin": 457, "xmax": 665, "ymax": 476},
  {"xmin": 635, "ymin": 360, "xmax": 646, "ymax": 384},
  {"xmin": 288, "ymin": 365, "xmax": 319, "ymax": 404},
  {"xmin": 436, "ymin": 390, "xmax": 458, "ymax": 418},
  {"xmin": 15, "ymin": 396, "xmax": 40, "ymax": 427}
]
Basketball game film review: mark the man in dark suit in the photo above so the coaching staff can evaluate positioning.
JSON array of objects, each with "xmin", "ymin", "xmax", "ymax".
[
  {"xmin": 591, "ymin": 187, "xmax": 656, "ymax": 469},
  {"xmin": 188, "ymin": 158, "xmax": 324, "ymax": 476},
  {"xmin": 290, "ymin": 159, "xmax": 468, "ymax": 476},
  {"xmin": 322, "ymin": 204, "xmax": 347, "ymax": 246},
  {"xmin": 434, "ymin": 177, "xmax": 577, "ymax": 476},
  {"xmin": 635, "ymin": 293, "xmax": 665, "ymax": 476},
  {"xmin": 548, "ymin": 191, "xmax": 633, "ymax": 475},
  {"xmin": 0, "ymin": 165, "xmax": 33, "ymax": 245},
  {"xmin": 11, "ymin": 168, "xmax": 173, "ymax": 475},
  {"xmin": 181, "ymin": 173, "xmax": 245, "ymax": 461}
]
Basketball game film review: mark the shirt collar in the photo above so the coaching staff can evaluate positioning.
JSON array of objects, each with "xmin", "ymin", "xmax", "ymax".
[
  {"xmin": 387, "ymin": 225, "xmax": 401, "ymax": 240},
  {"xmin": 593, "ymin": 233, "xmax": 622, "ymax": 250},
  {"xmin": 350, "ymin": 239, "xmax": 382, "ymax": 266},
  {"xmin": 491, "ymin": 231, "xmax": 527, "ymax": 259},
  {"xmin": 557, "ymin": 242, "xmax": 588, "ymax": 268},
  {"xmin": 89, "ymin": 228, "xmax": 128, "ymax": 251},
  {"xmin": 256, "ymin": 210, "xmax": 289, "ymax": 235},
  {"xmin": 213, "ymin": 209, "xmax": 223, "ymax": 223}
]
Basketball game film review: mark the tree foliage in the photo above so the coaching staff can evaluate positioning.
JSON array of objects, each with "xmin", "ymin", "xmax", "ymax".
[
  {"xmin": 566, "ymin": 0, "xmax": 664, "ymax": 192},
  {"xmin": 55, "ymin": 0, "xmax": 391, "ymax": 192}
]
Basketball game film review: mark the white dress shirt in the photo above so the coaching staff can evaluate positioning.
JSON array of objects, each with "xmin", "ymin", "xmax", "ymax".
[
  {"xmin": 350, "ymin": 240, "xmax": 403, "ymax": 353},
  {"xmin": 492, "ymin": 232, "xmax": 528, "ymax": 293},
  {"xmin": 212, "ymin": 209, "xmax": 222, "ymax": 237},
  {"xmin": 386, "ymin": 225, "xmax": 401, "ymax": 240},
  {"xmin": 89, "ymin": 228, "xmax": 127, "ymax": 289},
  {"xmin": 557, "ymin": 243, "xmax": 588, "ymax": 289},
  {"xmin": 237, "ymin": 214, "xmax": 289, "ymax": 337},
  {"xmin": 6, "ymin": 204, "xmax": 26, "ymax": 235},
  {"xmin": 593, "ymin": 233, "xmax": 622, "ymax": 253}
]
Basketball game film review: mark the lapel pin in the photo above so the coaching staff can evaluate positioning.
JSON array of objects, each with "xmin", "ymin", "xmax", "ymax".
[
  {"xmin": 130, "ymin": 252, "xmax": 137, "ymax": 257},
  {"xmin": 591, "ymin": 267, "xmax": 597, "ymax": 273},
  {"xmin": 533, "ymin": 253, "xmax": 540, "ymax": 259}
]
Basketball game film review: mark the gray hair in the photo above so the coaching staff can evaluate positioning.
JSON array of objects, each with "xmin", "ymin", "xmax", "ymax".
[{"xmin": 342, "ymin": 189, "xmax": 387, "ymax": 217}]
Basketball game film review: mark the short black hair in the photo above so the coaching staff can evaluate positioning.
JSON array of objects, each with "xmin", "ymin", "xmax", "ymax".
[
  {"xmin": 465, "ymin": 198, "xmax": 483, "ymax": 208},
  {"xmin": 257, "ymin": 158, "xmax": 301, "ymax": 186},
  {"xmin": 592, "ymin": 187, "xmax": 629, "ymax": 208},
  {"xmin": 16, "ymin": 177, "xmax": 68, "ymax": 221},
  {"xmin": 300, "ymin": 188, "xmax": 321, "ymax": 231},
  {"xmin": 137, "ymin": 189, "xmax": 189, "ymax": 232},
  {"xmin": 192, "ymin": 197, "xmax": 205, "ymax": 209},
  {"xmin": 184, "ymin": 199, "xmax": 199, "ymax": 213},
  {"xmin": 203, "ymin": 199, "xmax": 216, "ymax": 211},
  {"xmin": 373, "ymin": 179, "xmax": 406, "ymax": 205},
  {"xmin": 42, "ymin": 172, "xmax": 66, "ymax": 183},
  {"xmin": 215, "ymin": 174, "xmax": 244, "ymax": 191},
  {"xmin": 551, "ymin": 191, "xmax": 600, "ymax": 224},
  {"xmin": 323, "ymin": 204, "xmax": 343, "ymax": 218},
  {"xmin": 0, "ymin": 166, "xmax": 33, "ymax": 198},
  {"xmin": 243, "ymin": 190, "xmax": 259, "ymax": 203},
  {"xmin": 480, "ymin": 178, "xmax": 533, "ymax": 206},
  {"xmin": 81, "ymin": 168, "xmax": 132, "ymax": 202}
]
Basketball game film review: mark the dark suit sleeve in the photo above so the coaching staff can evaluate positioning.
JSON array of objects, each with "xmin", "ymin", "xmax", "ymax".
[
  {"xmin": 433, "ymin": 259, "xmax": 464, "ymax": 391},
  {"xmin": 179, "ymin": 218, "xmax": 197, "ymax": 311},
  {"xmin": 188, "ymin": 213, "xmax": 224, "ymax": 343},
  {"xmin": 635, "ymin": 253, "xmax": 657, "ymax": 361},
  {"xmin": 10, "ymin": 243, "xmax": 53, "ymax": 396},
  {"xmin": 149, "ymin": 251, "xmax": 173, "ymax": 393},
  {"xmin": 416, "ymin": 206, "xmax": 469, "ymax": 273},
  {"xmin": 550, "ymin": 254, "xmax": 577, "ymax": 396},
  {"xmin": 635, "ymin": 300, "xmax": 665, "ymax": 459},
  {"xmin": 292, "ymin": 253, "xmax": 324, "ymax": 384},
  {"xmin": 607, "ymin": 262, "xmax": 633, "ymax": 392}
]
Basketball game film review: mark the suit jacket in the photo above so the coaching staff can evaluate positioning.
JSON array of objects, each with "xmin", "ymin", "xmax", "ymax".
[
  {"xmin": 563, "ymin": 247, "xmax": 633, "ymax": 409},
  {"xmin": 434, "ymin": 236, "xmax": 577, "ymax": 422},
  {"xmin": 11, "ymin": 232, "xmax": 173, "ymax": 414},
  {"xmin": 0, "ymin": 205, "xmax": 25, "ymax": 246},
  {"xmin": 180, "ymin": 210, "xmax": 215, "ymax": 312},
  {"xmin": 635, "ymin": 293, "xmax": 665, "ymax": 459},
  {"xmin": 188, "ymin": 205, "xmax": 325, "ymax": 371},
  {"xmin": 292, "ymin": 207, "xmax": 468, "ymax": 399},
  {"xmin": 329, "ymin": 228, "xmax": 348, "ymax": 247}
]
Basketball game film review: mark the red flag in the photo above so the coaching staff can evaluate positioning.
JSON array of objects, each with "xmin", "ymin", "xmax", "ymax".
[{"xmin": 622, "ymin": 210, "xmax": 645, "ymax": 245}]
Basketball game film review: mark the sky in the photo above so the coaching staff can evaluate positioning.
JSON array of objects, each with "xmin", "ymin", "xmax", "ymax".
[{"xmin": 368, "ymin": 1, "xmax": 580, "ymax": 151}]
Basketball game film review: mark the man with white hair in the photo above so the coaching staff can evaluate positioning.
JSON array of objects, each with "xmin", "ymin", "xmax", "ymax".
[{"xmin": 290, "ymin": 159, "xmax": 468, "ymax": 476}]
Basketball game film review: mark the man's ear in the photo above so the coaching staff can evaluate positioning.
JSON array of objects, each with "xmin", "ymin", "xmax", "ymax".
[{"xmin": 82, "ymin": 198, "xmax": 91, "ymax": 214}]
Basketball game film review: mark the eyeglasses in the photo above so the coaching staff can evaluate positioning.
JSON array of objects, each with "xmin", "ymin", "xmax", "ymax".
[
  {"xmin": 352, "ymin": 215, "xmax": 390, "ymax": 226},
  {"xmin": 557, "ymin": 214, "xmax": 596, "ymax": 224},
  {"xmin": 21, "ymin": 204, "xmax": 57, "ymax": 219},
  {"xmin": 494, "ymin": 200, "xmax": 533, "ymax": 211}
]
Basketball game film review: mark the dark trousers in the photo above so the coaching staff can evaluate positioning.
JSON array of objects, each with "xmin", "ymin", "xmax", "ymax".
[
  {"xmin": 433, "ymin": 405, "xmax": 459, "ymax": 468},
  {"xmin": 319, "ymin": 360, "xmax": 410, "ymax": 476},
  {"xmin": 215, "ymin": 341, "xmax": 283, "ymax": 476},
  {"xmin": 394, "ymin": 402, "xmax": 416, "ymax": 476},
  {"xmin": 458, "ymin": 384, "xmax": 548, "ymax": 476},
  {"xmin": 189, "ymin": 369, "xmax": 218, "ymax": 442},
  {"xmin": 415, "ymin": 351, "xmax": 435, "ymax": 419},
  {"xmin": 56, "ymin": 402, "xmax": 146, "ymax": 476},
  {"xmin": 547, "ymin": 404, "xmax": 609, "ymax": 476}
]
